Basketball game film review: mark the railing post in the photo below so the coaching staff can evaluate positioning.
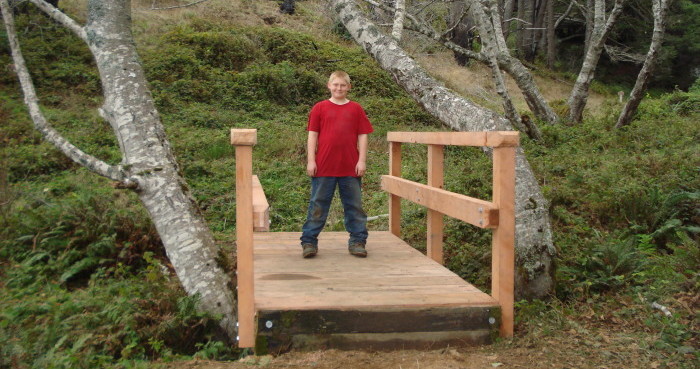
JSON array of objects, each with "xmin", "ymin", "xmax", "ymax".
[
  {"xmin": 231, "ymin": 129, "xmax": 257, "ymax": 348},
  {"xmin": 492, "ymin": 144, "xmax": 516, "ymax": 338},
  {"xmin": 389, "ymin": 141, "xmax": 402, "ymax": 237},
  {"xmin": 427, "ymin": 144, "xmax": 444, "ymax": 264}
]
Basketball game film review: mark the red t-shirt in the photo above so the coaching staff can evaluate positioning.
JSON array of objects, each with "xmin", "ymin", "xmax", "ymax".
[{"xmin": 307, "ymin": 100, "xmax": 374, "ymax": 177}]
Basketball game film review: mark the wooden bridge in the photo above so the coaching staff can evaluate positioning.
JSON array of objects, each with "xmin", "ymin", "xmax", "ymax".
[{"xmin": 231, "ymin": 129, "xmax": 517, "ymax": 353}]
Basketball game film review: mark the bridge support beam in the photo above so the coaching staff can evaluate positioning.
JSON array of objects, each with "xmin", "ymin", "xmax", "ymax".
[{"xmin": 232, "ymin": 128, "xmax": 257, "ymax": 348}]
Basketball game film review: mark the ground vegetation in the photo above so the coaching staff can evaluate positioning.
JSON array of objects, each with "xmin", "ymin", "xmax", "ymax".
[{"xmin": 0, "ymin": 0, "xmax": 697, "ymax": 368}]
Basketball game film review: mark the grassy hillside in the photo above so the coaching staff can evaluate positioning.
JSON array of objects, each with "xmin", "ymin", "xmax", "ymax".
[{"xmin": 1, "ymin": 1, "xmax": 698, "ymax": 368}]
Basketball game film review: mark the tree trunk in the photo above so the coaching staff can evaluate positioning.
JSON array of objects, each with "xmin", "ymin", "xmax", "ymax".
[
  {"xmin": 368, "ymin": 0, "xmax": 558, "ymax": 125},
  {"xmin": 472, "ymin": 0, "xmax": 525, "ymax": 130},
  {"xmin": 615, "ymin": 0, "xmax": 670, "ymax": 128},
  {"xmin": 567, "ymin": 0, "xmax": 626, "ymax": 123},
  {"xmin": 330, "ymin": 0, "xmax": 555, "ymax": 299},
  {"xmin": 391, "ymin": 0, "xmax": 405, "ymax": 40},
  {"xmin": 502, "ymin": 0, "xmax": 515, "ymax": 41},
  {"xmin": 449, "ymin": 0, "xmax": 475, "ymax": 66},
  {"xmin": 1, "ymin": 0, "xmax": 236, "ymax": 338},
  {"xmin": 516, "ymin": 0, "xmax": 526, "ymax": 57},
  {"xmin": 533, "ymin": 0, "xmax": 547, "ymax": 58},
  {"xmin": 584, "ymin": 0, "xmax": 594, "ymax": 53},
  {"xmin": 545, "ymin": 0, "xmax": 556, "ymax": 67}
]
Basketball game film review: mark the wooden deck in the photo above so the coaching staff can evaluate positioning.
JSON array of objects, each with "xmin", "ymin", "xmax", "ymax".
[
  {"xmin": 252, "ymin": 231, "xmax": 500, "ymax": 353},
  {"xmin": 232, "ymin": 129, "xmax": 517, "ymax": 350}
]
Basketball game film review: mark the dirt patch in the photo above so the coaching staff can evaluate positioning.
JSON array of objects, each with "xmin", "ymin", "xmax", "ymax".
[{"xmin": 160, "ymin": 322, "xmax": 689, "ymax": 369}]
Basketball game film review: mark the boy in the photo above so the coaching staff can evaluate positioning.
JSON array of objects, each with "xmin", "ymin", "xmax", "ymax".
[{"xmin": 300, "ymin": 71, "xmax": 374, "ymax": 258}]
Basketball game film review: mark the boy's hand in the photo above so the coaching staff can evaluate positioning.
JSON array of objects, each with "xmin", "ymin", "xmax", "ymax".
[
  {"xmin": 307, "ymin": 162, "xmax": 317, "ymax": 177},
  {"xmin": 355, "ymin": 161, "xmax": 366, "ymax": 177}
]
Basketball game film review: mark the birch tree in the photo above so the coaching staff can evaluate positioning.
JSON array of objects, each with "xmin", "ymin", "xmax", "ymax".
[
  {"xmin": 615, "ymin": 0, "xmax": 670, "ymax": 128},
  {"xmin": 330, "ymin": 0, "xmax": 556, "ymax": 299},
  {"xmin": 567, "ymin": 0, "xmax": 627, "ymax": 123},
  {"xmin": 366, "ymin": 0, "xmax": 557, "ymax": 128},
  {"xmin": 0, "ymin": 0, "xmax": 236, "ymax": 338},
  {"xmin": 392, "ymin": 0, "xmax": 406, "ymax": 40}
]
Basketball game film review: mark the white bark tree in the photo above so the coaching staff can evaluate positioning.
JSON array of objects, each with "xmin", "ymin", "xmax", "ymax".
[
  {"xmin": 0, "ymin": 0, "xmax": 236, "ymax": 338},
  {"xmin": 615, "ymin": 0, "xmax": 670, "ymax": 128},
  {"xmin": 567, "ymin": 0, "xmax": 627, "ymax": 123},
  {"xmin": 391, "ymin": 0, "xmax": 406, "ymax": 40},
  {"xmin": 366, "ymin": 0, "xmax": 556, "ymax": 132},
  {"xmin": 330, "ymin": 0, "xmax": 556, "ymax": 299}
]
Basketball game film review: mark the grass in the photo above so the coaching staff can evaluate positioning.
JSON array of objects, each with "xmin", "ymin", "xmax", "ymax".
[{"xmin": 1, "ymin": 0, "xmax": 698, "ymax": 367}]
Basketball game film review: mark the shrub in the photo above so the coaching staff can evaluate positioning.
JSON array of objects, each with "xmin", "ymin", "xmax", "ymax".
[
  {"xmin": 232, "ymin": 62, "xmax": 326, "ymax": 106},
  {"xmin": 163, "ymin": 28, "xmax": 263, "ymax": 72}
]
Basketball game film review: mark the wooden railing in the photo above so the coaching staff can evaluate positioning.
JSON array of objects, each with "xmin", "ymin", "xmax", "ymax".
[
  {"xmin": 382, "ymin": 131, "xmax": 518, "ymax": 337},
  {"xmin": 230, "ymin": 128, "xmax": 270, "ymax": 348}
]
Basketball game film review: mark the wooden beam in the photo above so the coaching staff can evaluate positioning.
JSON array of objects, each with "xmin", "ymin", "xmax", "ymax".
[
  {"xmin": 233, "ymin": 129, "xmax": 257, "ymax": 348},
  {"xmin": 231, "ymin": 128, "xmax": 257, "ymax": 146},
  {"xmin": 427, "ymin": 145, "xmax": 444, "ymax": 264},
  {"xmin": 485, "ymin": 131, "xmax": 520, "ymax": 147},
  {"xmin": 381, "ymin": 175, "xmax": 498, "ymax": 229},
  {"xmin": 252, "ymin": 175, "xmax": 270, "ymax": 232},
  {"xmin": 388, "ymin": 131, "xmax": 486, "ymax": 146},
  {"xmin": 389, "ymin": 142, "xmax": 402, "ymax": 237},
  {"xmin": 387, "ymin": 131, "xmax": 519, "ymax": 147},
  {"xmin": 491, "ymin": 146, "xmax": 516, "ymax": 338}
]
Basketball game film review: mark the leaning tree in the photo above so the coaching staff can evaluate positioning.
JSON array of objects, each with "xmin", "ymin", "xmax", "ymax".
[
  {"xmin": 1, "ymin": 0, "xmax": 236, "ymax": 337},
  {"xmin": 329, "ymin": 0, "xmax": 556, "ymax": 299}
]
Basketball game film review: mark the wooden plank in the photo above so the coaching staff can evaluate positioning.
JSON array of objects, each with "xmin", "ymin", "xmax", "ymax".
[
  {"xmin": 257, "ymin": 306, "xmax": 499, "ymax": 335},
  {"xmin": 256, "ymin": 275, "xmax": 467, "ymax": 286},
  {"xmin": 251, "ymin": 232, "xmax": 498, "ymax": 312},
  {"xmin": 230, "ymin": 128, "xmax": 257, "ymax": 145},
  {"xmin": 281, "ymin": 330, "xmax": 493, "ymax": 351},
  {"xmin": 235, "ymin": 143, "xmax": 255, "ymax": 348},
  {"xmin": 491, "ymin": 146, "xmax": 516, "ymax": 338},
  {"xmin": 388, "ymin": 131, "xmax": 487, "ymax": 146},
  {"xmin": 381, "ymin": 175, "xmax": 498, "ymax": 228},
  {"xmin": 387, "ymin": 131, "xmax": 519, "ymax": 147},
  {"xmin": 427, "ymin": 144, "xmax": 444, "ymax": 264},
  {"xmin": 258, "ymin": 329, "xmax": 495, "ymax": 353},
  {"xmin": 251, "ymin": 175, "xmax": 270, "ymax": 232},
  {"xmin": 486, "ymin": 131, "xmax": 520, "ymax": 147},
  {"xmin": 389, "ymin": 141, "xmax": 402, "ymax": 237},
  {"xmin": 255, "ymin": 292, "xmax": 497, "ymax": 311}
]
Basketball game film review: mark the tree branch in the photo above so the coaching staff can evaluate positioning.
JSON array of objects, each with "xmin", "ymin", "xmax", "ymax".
[
  {"xmin": 554, "ymin": 0, "xmax": 575, "ymax": 29},
  {"xmin": 0, "ymin": 0, "xmax": 124, "ymax": 182},
  {"xmin": 28, "ymin": 0, "xmax": 87, "ymax": 42},
  {"xmin": 603, "ymin": 0, "xmax": 627, "ymax": 35},
  {"xmin": 441, "ymin": 3, "xmax": 471, "ymax": 39}
]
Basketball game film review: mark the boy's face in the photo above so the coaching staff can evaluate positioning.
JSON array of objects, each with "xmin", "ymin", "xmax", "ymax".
[{"xmin": 328, "ymin": 77, "xmax": 350, "ymax": 100}]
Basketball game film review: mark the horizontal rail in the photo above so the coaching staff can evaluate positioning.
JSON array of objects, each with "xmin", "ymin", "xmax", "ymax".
[
  {"xmin": 387, "ymin": 131, "xmax": 519, "ymax": 147},
  {"xmin": 252, "ymin": 175, "xmax": 270, "ymax": 232},
  {"xmin": 381, "ymin": 175, "xmax": 498, "ymax": 229}
]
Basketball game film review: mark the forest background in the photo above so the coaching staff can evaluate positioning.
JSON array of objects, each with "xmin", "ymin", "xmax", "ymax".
[{"xmin": 0, "ymin": 0, "xmax": 698, "ymax": 368}]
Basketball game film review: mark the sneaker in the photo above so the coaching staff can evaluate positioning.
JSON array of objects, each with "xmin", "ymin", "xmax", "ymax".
[
  {"xmin": 348, "ymin": 242, "xmax": 368, "ymax": 257},
  {"xmin": 301, "ymin": 243, "xmax": 317, "ymax": 258}
]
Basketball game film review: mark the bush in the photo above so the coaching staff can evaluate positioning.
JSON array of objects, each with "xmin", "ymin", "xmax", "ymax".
[{"xmin": 163, "ymin": 28, "xmax": 263, "ymax": 72}]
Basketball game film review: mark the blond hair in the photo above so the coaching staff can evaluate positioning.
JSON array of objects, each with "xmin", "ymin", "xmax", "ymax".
[{"xmin": 328, "ymin": 70, "xmax": 351, "ymax": 85}]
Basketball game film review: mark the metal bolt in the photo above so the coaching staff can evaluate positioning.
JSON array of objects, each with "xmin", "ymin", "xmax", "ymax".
[
  {"xmin": 489, "ymin": 317, "xmax": 496, "ymax": 325},
  {"xmin": 478, "ymin": 207, "xmax": 483, "ymax": 213},
  {"xmin": 265, "ymin": 320, "xmax": 273, "ymax": 329}
]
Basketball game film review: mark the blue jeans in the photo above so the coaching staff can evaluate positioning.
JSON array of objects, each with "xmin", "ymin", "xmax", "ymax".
[{"xmin": 300, "ymin": 176, "xmax": 368, "ymax": 247}]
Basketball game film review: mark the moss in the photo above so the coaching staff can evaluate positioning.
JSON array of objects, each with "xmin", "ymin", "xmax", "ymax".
[
  {"xmin": 254, "ymin": 335, "xmax": 269, "ymax": 356},
  {"xmin": 280, "ymin": 311, "xmax": 299, "ymax": 328}
]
